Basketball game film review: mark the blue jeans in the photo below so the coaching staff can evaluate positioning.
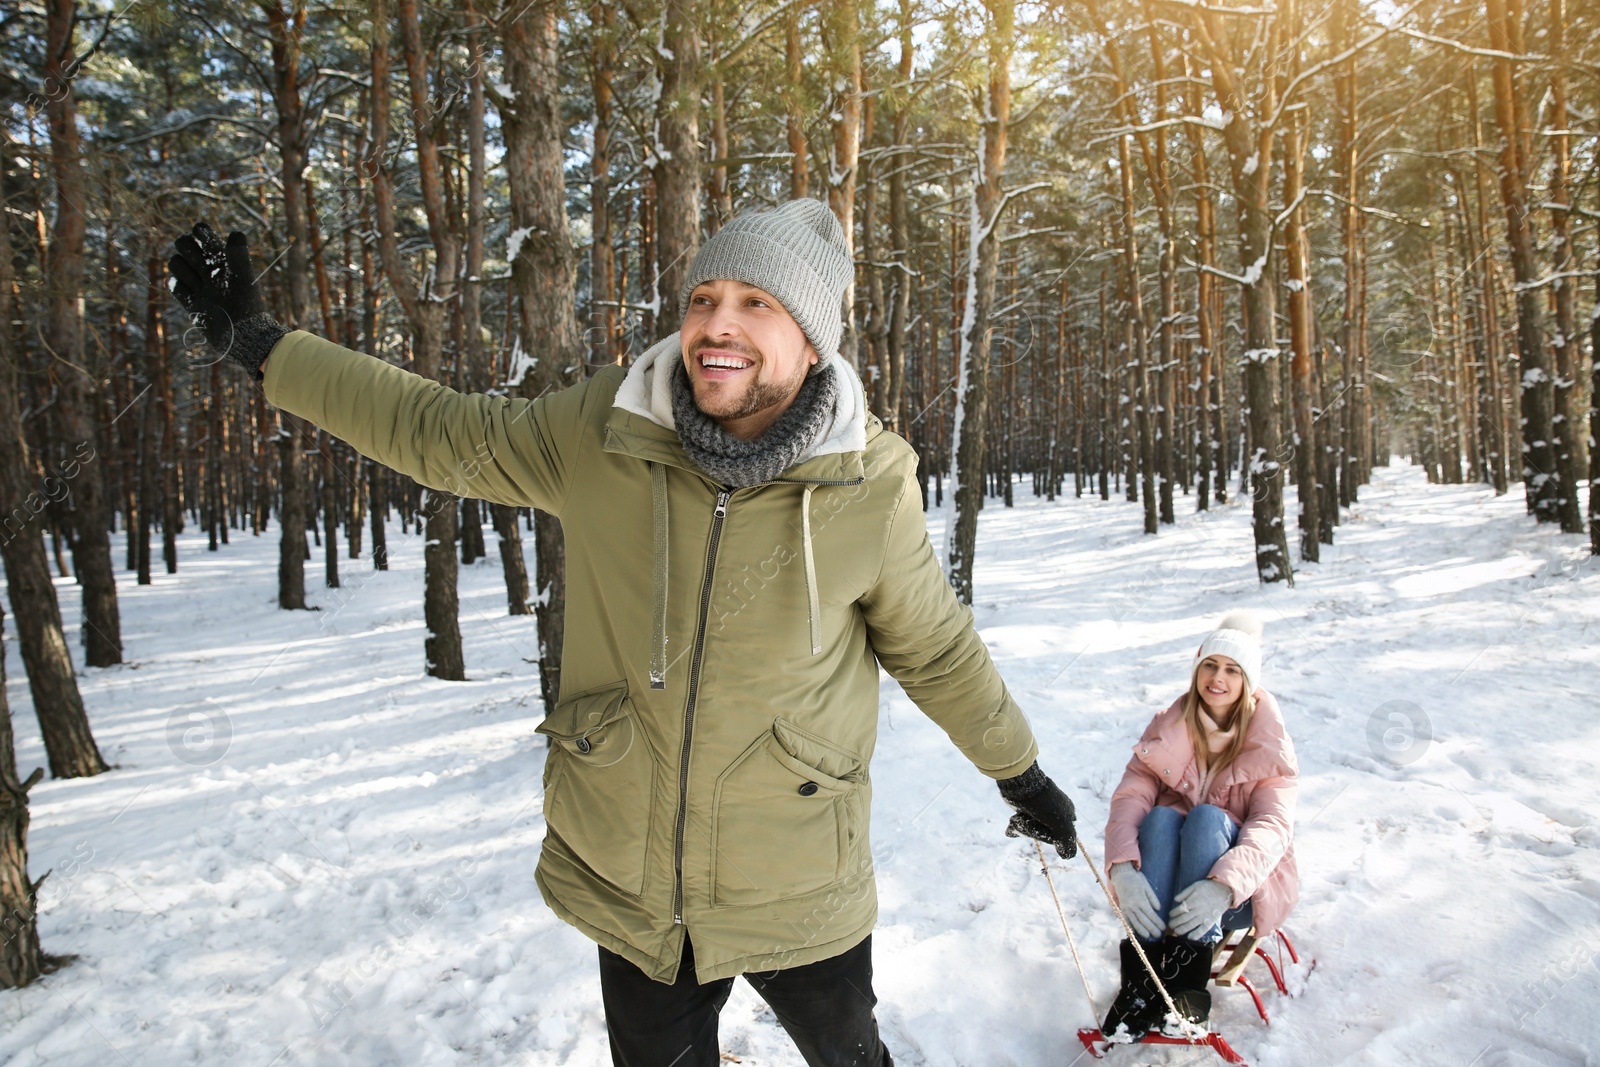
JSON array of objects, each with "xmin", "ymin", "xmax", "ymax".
[{"xmin": 1136, "ymin": 804, "xmax": 1253, "ymax": 945}]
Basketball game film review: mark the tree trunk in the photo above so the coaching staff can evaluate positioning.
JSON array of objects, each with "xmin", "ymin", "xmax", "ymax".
[
  {"xmin": 0, "ymin": 602, "xmax": 47, "ymax": 988},
  {"xmin": 784, "ymin": 7, "xmax": 809, "ymax": 199},
  {"xmin": 1590, "ymin": 242, "xmax": 1599, "ymax": 555},
  {"xmin": 419, "ymin": 490, "xmax": 463, "ymax": 679},
  {"xmin": 462, "ymin": 0, "xmax": 531, "ymax": 609},
  {"xmin": 267, "ymin": 0, "xmax": 311, "ymax": 609},
  {"xmin": 1088, "ymin": 1, "xmax": 1171, "ymax": 532},
  {"xmin": 1484, "ymin": 0, "xmax": 1559, "ymax": 522},
  {"xmin": 1465, "ymin": 72, "xmax": 1509, "ymax": 495},
  {"xmin": 588, "ymin": 0, "xmax": 618, "ymax": 366},
  {"xmin": 1187, "ymin": 1, "xmax": 1292, "ymax": 583},
  {"xmin": 1545, "ymin": 0, "xmax": 1583, "ymax": 532},
  {"xmin": 277, "ymin": 417, "xmax": 307, "ymax": 608},
  {"xmin": 1098, "ymin": 277, "xmax": 1112, "ymax": 501},
  {"xmin": 368, "ymin": 461, "xmax": 388, "ymax": 571},
  {"xmin": 354, "ymin": 121, "xmax": 387, "ymax": 568},
  {"xmin": 365, "ymin": 0, "xmax": 464, "ymax": 676},
  {"xmin": 206, "ymin": 363, "xmax": 223, "ymax": 551},
  {"xmin": 500, "ymin": 0, "xmax": 583, "ymax": 711},
  {"xmin": 1142, "ymin": 11, "xmax": 1177, "ymax": 526},
  {"xmin": 1332, "ymin": 0, "xmax": 1363, "ymax": 507},
  {"xmin": 708, "ymin": 72, "xmax": 733, "ymax": 229},
  {"xmin": 823, "ymin": 0, "xmax": 861, "ymax": 369},
  {"xmin": 1114, "ymin": 133, "xmax": 1157, "ymax": 535},
  {"xmin": 1283, "ymin": 91, "xmax": 1320, "ymax": 560},
  {"xmin": 650, "ymin": 0, "xmax": 701, "ymax": 342},
  {"xmin": 43, "ymin": 0, "xmax": 121, "ymax": 666},
  {"xmin": 946, "ymin": 0, "xmax": 1012, "ymax": 604},
  {"xmin": 1182, "ymin": 54, "xmax": 1220, "ymax": 510},
  {"xmin": 884, "ymin": 0, "xmax": 913, "ymax": 434},
  {"xmin": 320, "ymin": 434, "xmax": 339, "ymax": 588},
  {"xmin": 492, "ymin": 505, "xmax": 532, "ymax": 615},
  {"xmin": 861, "ymin": 91, "xmax": 889, "ymax": 421},
  {"xmin": 138, "ymin": 248, "xmax": 162, "ymax": 585},
  {"xmin": 0, "ymin": 175, "xmax": 107, "ymax": 780},
  {"xmin": 156, "ymin": 267, "xmax": 179, "ymax": 575},
  {"xmin": 395, "ymin": 0, "xmax": 464, "ymax": 679},
  {"xmin": 1314, "ymin": 337, "xmax": 1338, "ymax": 541}
]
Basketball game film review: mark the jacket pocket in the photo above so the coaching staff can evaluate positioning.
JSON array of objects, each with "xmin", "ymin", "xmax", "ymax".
[
  {"xmin": 536, "ymin": 681, "xmax": 653, "ymax": 897},
  {"xmin": 711, "ymin": 720, "xmax": 865, "ymax": 907}
]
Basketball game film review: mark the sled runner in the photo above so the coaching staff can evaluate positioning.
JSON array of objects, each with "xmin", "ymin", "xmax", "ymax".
[{"xmin": 1073, "ymin": 927, "xmax": 1310, "ymax": 1067}]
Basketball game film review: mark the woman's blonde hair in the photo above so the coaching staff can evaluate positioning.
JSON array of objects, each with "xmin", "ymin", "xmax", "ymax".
[{"xmin": 1182, "ymin": 657, "xmax": 1256, "ymax": 780}]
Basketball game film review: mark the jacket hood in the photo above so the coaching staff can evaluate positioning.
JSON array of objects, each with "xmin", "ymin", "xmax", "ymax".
[{"xmin": 612, "ymin": 332, "xmax": 869, "ymax": 463}]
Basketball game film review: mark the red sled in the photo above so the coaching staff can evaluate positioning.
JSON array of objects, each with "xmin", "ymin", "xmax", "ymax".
[{"xmin": 1075, "ymin": 928, "xmax": 1311, "ymax": 1067}]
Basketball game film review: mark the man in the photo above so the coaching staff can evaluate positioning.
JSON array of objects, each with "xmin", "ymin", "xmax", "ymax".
[{"xmin": 169, "ymin": 199, "xmax": 1078, "ymax": 1067}]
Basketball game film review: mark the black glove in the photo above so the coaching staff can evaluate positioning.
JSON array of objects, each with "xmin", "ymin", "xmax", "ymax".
[
  {"xmin": 167, "ymin": 221, "xmax": 286, "ymax": 380},
  {"xmin": 998, "ymin": 761, "xmax": 1077, "ymax": 859}
]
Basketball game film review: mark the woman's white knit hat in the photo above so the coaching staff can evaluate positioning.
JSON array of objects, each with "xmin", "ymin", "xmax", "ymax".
[
  {"xmin": 1195, "ymin": 609, "xmax": 1264, "ymax": 693},
  {"xmin": 678, "ymin": 198, "xmax": 853, "ymax": 365}
]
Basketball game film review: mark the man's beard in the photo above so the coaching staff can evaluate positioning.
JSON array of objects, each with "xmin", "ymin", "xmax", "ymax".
[{"xmin": 689, "ymin": 341, "xmax": 809, "ymax": 423}]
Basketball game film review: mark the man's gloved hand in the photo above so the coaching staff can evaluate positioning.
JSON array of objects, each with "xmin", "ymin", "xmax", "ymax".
[
  {"xmin": 1108, "ymin": 861, "xmax": 1164, "ymax": 941},
  {"xmin": 997, "ymin": 761, "xmax": 1077, "ymax": 859},
  {"xmin": 1168, "ymin": 877, "xmax": 1234, "ymax": 939},
  {"xmin": 167, "ymin": 221, "xmax": 286, "ymax": 380}
]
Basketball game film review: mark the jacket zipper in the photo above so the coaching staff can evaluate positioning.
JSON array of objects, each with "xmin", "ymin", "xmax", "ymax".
[{"xmin": 672, "ymin": 487, "xmax": 732, "ymax": 925}]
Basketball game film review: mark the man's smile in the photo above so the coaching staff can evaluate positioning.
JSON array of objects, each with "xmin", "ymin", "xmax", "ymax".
[{"xmin": 697, "ymin": 348, "xmax": 756, "ymax": 379}]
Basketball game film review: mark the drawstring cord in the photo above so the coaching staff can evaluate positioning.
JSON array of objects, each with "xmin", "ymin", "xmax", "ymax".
[
  {"xmin": 801, "ymin": 485, "xmax": 821, "ymax": 656},
  {"xmin": 649, "ymin": 462, "xmax": 669, "ymax": 689}
]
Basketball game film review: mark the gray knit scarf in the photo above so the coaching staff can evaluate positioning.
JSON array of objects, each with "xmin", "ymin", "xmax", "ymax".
[{"xmin": 670, "ymin": 360, "xmax": 839, "ymax": 487}]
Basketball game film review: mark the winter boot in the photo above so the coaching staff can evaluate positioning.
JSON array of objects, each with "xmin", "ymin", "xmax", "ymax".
[
  {"xmin": 1157, "ymin": 936, "xmax": 1216, "ymax": 1035},
  {"xmin": 1100, "ymin": 939, "xmax": 1164, "ymax": 1041}
]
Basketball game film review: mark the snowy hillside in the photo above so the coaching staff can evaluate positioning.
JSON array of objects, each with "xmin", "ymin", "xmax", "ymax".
[{"xmin": 2, "ymin": 462, "xmax": 1597, "ymax": 1067}]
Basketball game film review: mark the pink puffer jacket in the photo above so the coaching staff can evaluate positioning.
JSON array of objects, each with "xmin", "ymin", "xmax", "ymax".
[{"xmin": 1103, "ymin": 690, "xmax": 1299, "ymax": 936}]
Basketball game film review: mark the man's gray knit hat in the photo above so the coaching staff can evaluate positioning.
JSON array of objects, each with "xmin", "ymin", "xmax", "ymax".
[{"xmin": 678, "ymin": 198, "xmax": 853, "ymax": 364}]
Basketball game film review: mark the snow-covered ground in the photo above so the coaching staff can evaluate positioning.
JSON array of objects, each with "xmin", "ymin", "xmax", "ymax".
[{"xmin": 2, "ymin": 462, "xmax": 1597, "ymax": 1067}]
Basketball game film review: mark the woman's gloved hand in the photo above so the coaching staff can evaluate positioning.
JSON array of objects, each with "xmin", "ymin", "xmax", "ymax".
[
  {"xmin": 1168, "ymin": 877, "xmax": 1234, "ymax": 939},
  {"xmin": 167, "ymin": 221, "xmax": 286, "ymax": 379},
  {"xmin": 1108, "ymin": 861, "xmax": 1164, "ymax": 941}
]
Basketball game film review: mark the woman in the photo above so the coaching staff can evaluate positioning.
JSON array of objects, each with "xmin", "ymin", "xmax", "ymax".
[{"xmin": 1100, "ymin": 610, "xmax": 1299, "ymax": 1039}]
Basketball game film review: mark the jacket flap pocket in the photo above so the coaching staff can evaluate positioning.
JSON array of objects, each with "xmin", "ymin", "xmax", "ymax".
[
  {"xmin": 772, "ymin": 719, "xmax": 866, "ymax": 784},
  {"xmin": 536, "ymin": 682, "xmax": 630, "ymax": 742},
  {"xmin": 759, "ymin": 734, "xmax": 853, "ymax": 797}
]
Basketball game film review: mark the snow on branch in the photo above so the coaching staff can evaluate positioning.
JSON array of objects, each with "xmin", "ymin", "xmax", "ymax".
[
  {"xmin": 1086, "ymin": 113, "xmax": 1229, "ymax": 149},
  {"xmin": 1512, "ymin": 269, "xmax": 1595, "ymax": 292},
  {"xmin": 1154, "ymin": 0, "xmax": 1280, "ymax": 16},
  {"xmin": 1001, "ymin": 226, "xmax": 1072, "ymax": 243},
  {"xmin": 1267, "ymin": 0, "xmax": 1427, "ymax": 131},
  {"xmin": 1192, "ymin": 253, "xmax": 1267, "ymax": 287},
  {"xmin": 1395, "ymin": 26, "xmax": 1547, "ymax": 63},
  {"xmin": 1272, "ymin": 188, "xmax": 1306, "ymax": 231},
  {"xmin": 973, "ymin": 182, "xmax": 1053, "ymax": 245},
  {"xmin": 1309, "ymin": 188, "xmax": 1425, "ymax": 225}
]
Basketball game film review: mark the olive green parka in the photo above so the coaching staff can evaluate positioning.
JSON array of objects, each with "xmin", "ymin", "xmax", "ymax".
[{"xmin": 263, "ymin": 330, "xmax": 1039, "ymax": 983}]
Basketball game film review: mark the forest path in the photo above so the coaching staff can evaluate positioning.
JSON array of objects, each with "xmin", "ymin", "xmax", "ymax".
[{"xmin": 2, "ymin": 462, "xmax": 1595, "ymax": 1066}]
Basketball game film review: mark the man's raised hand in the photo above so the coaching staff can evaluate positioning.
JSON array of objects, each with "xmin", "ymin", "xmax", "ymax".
[{"xmin": 167, "ymin": 221, "xmax": 286, "ymax": 380}]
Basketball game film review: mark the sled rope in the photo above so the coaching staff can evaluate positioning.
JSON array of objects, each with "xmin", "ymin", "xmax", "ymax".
[
  {"xmin": 1034, "ymin": 839, "xmax": 1100, "ymax": 1021},
  {"xmin": 1072, "ymin": 834, "xmax": 1206, "ymax": 1041}
]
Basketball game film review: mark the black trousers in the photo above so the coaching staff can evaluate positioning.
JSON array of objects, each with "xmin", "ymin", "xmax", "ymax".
[{"xmin": 597, "ymin": 935, "xmax": 894, "ymax": 1067}]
